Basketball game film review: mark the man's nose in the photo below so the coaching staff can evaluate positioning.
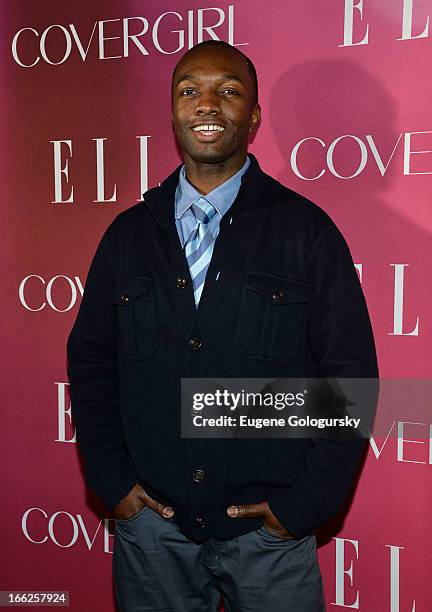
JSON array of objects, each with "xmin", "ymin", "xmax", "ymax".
[{"xmin": 196, "ymin": 90, "xmax": 221, "ymax": 115}]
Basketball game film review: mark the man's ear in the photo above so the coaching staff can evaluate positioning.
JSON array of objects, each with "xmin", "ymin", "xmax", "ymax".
[{"xmin": 249, "ymin": 104, "xmax": 261, "ymax": 133}]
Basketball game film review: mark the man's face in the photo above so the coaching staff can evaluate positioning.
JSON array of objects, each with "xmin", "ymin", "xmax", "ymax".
[{"xmin": 172, "ymin": 46, "xmax": 260, "ymax": 165}]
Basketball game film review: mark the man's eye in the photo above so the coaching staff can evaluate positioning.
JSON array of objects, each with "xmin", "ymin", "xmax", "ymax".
[
  {"xmin": 222, "ymin": 88, "xmax": 239, "ymax": 95},
  {"xmin": 181, "ymin": 88, "xmax": 196, "ymax": 96}
]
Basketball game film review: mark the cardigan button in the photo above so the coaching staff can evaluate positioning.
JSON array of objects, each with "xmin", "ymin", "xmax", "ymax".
[
  {"xmin": 272, "ymin": 289, "xmax": 283, "ymax": 301},
  {"xmin": 176, "ymin": 277, "xmax": 188, "ymax": 289},
  {"xmin": 121, "ymin": 293, "xmax": 130, "ymax": 304},
  {"xmin": 193, "ymin": 469, "xmax": 205, "ymax": 482},
  {"xmin": 195, "ymin": 516, "xmax": 206, "ymax": 528},
  {"xmin": 189, "ymin": 337, "xmax": 202, "ymax": 350}
]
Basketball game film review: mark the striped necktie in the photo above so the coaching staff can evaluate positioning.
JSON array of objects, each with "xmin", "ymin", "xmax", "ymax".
[{"xmin": 184, "ymin": 197, "xmax": 218, "ymax": 307}]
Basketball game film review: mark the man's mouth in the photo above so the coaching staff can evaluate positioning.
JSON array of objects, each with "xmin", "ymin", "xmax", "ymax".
[
  {"xmin": 190, "ymin": 123, "xmax": 225, "ymax": 142},
  {"xmin": 192, "ymin": 124, "xmax": 225, "ymax": 132}
]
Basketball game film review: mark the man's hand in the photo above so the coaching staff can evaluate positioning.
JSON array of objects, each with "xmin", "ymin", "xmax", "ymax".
[
  {"xmin": 112, "ymin": 483, "xmax": 175, "ymax": 520},
  {"xmin": 226, "ymin": 501, "xmax": 295, "ymax": 539}
]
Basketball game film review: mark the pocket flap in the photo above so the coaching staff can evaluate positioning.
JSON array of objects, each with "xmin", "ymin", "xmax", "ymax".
[
  {"xmin": 245, "ymin": 271, "xmax": 307, "ymax": 304},
  {"xmin": 111, "ymin": 276, "xmax": 153, "ymax": 305}
]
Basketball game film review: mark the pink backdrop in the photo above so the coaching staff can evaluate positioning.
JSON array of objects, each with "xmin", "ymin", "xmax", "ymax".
[{"xmin": 2, "ymin": 1, "xmax": 431, "ymax": 610}]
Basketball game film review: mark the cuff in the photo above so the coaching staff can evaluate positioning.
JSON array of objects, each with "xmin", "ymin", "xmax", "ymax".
[{"xmin": 87, "ymin": 460, "xmax": 139, "ymax": 513}]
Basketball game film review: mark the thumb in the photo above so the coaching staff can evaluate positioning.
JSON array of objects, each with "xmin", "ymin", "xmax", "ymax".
[
  {"xmin": 153, "ymin": 500, "xmax": 175, "ymax": 519},
  {"xmin": 227, "ymin": 502, "xmax": 266, "ymax": 518},
  {"xmin": 137, "ymin": 486, "xmax": 175, "ymax": 519}
]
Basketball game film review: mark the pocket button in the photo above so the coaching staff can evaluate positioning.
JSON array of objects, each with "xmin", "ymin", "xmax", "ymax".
[
  {"xmin": 272, "ymin": 289, "xmax": 284, "ymax": 301},
  {"xmin": 121, "ymin": 293, "xmax": 130, "ymax": 304}
]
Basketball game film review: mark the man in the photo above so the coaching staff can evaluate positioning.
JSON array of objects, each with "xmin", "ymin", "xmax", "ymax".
[{"xmin": 67, "ymin": 40, "xmax": 378, "ymax": 611}]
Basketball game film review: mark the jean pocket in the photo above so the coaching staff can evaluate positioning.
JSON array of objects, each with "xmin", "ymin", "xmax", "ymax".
[
  {"xmin": 237, "ymin": 271, "xmax": 307, "ymax": 362},
  {"xmin": 258, "ymin": 525, "xmax": 296, "ymax": 540},
  {"xmin": 111, "ymin": 276, "xmax": 158, "ymax": 361}
]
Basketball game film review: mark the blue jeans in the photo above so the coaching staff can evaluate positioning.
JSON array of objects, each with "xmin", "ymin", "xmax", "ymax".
[{"xmin": 113, "ymin": 505, "xmax": 325, "ymax": 611}]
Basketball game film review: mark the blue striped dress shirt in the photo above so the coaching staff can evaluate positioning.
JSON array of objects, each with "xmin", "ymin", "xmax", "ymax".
[{"xmin": 174, "ymin": 156, "xmax": 251, "ymax": 272}]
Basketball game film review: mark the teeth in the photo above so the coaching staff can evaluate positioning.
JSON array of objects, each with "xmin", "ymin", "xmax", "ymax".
[{"xmin": 192, "ymin": 124, "xmax": 225, "ymax": 132}]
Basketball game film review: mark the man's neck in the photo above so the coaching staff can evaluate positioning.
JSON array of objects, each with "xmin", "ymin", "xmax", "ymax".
[{"xmin": 183, "ymin": 152, "xmax": 248, "ymax": 195}]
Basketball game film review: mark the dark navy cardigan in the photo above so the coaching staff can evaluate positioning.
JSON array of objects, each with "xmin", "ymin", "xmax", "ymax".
[{"xmin": 67, "ymin": 154, "xmax": 378, "ymax": 541}]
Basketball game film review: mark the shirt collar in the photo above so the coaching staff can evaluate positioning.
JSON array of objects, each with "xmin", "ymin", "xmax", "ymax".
[{"xmin": 175, "ymin": 155, "xmax": 251, "ymax": 220}]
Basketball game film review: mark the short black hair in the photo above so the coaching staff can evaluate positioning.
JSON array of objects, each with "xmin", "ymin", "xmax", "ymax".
[{"xmin": 172, "ymin": 40, "xmax": 258, "ymax": 106}]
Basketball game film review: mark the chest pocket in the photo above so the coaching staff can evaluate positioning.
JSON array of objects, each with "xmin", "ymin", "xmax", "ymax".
[
  {"xmin": 237, "ymin": 271, "xmax": 307, "ymax": 362},
  {"xmin": 111, "ymin": 276, "xmax": 157, "ymax": 361}
]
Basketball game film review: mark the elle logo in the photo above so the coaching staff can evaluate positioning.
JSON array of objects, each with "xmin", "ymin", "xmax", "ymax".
[
  {"xmin": 333, "ymin": 537, "xmax": 418, "ymax": 611},
  {"xmin": 51, "ymin": 136, "xmax": 151, "ymax": 204},
  {"xmin": 341, "ymin": 0, "xmax": 430, "ymax": 46}
]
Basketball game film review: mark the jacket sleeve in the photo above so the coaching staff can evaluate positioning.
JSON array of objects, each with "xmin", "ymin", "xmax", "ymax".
[
  {"xmin": 267, "ymin": 218, "xmax": 379, "ymax": 538},
  {"xmin": 67, "ymin": 227, "xmax": 139, "ymax": 513}
]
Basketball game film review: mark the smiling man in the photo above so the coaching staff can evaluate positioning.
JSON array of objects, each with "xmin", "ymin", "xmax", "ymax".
[
  {"xmin": 67, "ymin": 41, "xmax": 378, "ymax": 611},
  {"xmin": 171, "ymin": 42, "xmax": 260, "ymax": 192}
]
